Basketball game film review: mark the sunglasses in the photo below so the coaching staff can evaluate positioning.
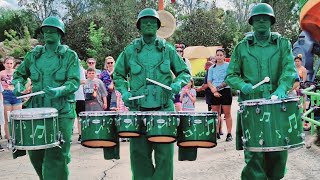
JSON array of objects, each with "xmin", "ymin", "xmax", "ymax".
[
  {"xmin": 107, "ymin": 62, "xmax": 114, "ymax": 64},
  {"xmin": 87, "ymin": 62, "xmax": 95, "ymax": 65}
]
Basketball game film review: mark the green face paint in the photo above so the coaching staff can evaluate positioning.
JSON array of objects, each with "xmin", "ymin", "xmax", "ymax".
[
  {"xmin": 252, "ymin": 15, "xmax": 271, "ymax": 34},
  {"xmin": 140, "ymin": 17, "xmax": 158, "ymax": 36},
  {"xmin": 43, "ymin": 27, "xmax": 61, "ymax": 44}
]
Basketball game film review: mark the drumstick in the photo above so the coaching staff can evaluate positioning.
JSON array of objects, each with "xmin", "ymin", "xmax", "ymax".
[
  {"xmin": 128, "ymin": 95, "xmax": 145, "ymax": 100},
  {"xmin": 17, "ymin": 86, "xmax": 66, "ymax": 99},
  {"xmin": 146, "ymin": 78, "xmax": 172, "ymax": 90},
  {"xmin": 252, "ymin": 77, "xmax": 270, "ymax": 89}
]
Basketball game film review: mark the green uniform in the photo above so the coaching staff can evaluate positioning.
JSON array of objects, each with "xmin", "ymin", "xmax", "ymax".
[
  {"xmin": 113, "ymin": 36, "xmax": 191, "ymax": 180},
  {"xmin": 12, "ymin": 44, "xmax": 80, "ymax": 180},
  {"xmin": 226, "ymin": 32, "xmax": 296, "ymax": 179}
]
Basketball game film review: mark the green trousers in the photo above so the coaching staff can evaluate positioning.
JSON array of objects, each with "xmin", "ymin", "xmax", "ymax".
[
  {"xmin": 28, "ymin": 118, "xmax": 74, "ymax": 180},
  {"xmin": 241, "ymin": 151, "xmax": 288, "ymax": 180},
  {"xmin": 130, "ymin": 135, "xmax": 174, "ymax": 180}
]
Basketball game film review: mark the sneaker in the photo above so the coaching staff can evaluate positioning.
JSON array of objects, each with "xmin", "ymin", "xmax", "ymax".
[
  {"xmin": 0, "ymin": 145, "xmax": 4, "ymax": 152},
  {"xmin": 217, "ymin": 133, "xmax": 220, "ymax": 139},
  {"xmin": 78, "ymin": 135, "xmax": 81, "ymax": 144},
  {"xmin": 226, "ymin": 133, "xmax": 233, "ymax": 142},
  {"xmin": 219, "ymin": 132, "xmax": 224, "ymax": 135}
]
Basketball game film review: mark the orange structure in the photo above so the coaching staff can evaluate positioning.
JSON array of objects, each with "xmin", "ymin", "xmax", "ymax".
[{"xmin": 300, "ymin": 0, "xmax": 320, "ymax": 42}]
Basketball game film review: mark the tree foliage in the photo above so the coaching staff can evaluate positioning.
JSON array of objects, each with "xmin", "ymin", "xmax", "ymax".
[{"xmin": 3, "ymin": 26, "xmax": 33, "ymax": 58}]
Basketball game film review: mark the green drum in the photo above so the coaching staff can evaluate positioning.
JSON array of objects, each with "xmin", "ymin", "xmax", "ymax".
[
  {"xmin": 9, "ymin": 108, "xmax": 60, "ymax": 150},
  {"xmin": 80, "ymin": 111, "xmax": 117, "ymax": 148},
  {"xmin": 177, "ymin": 112, "xmax": 217, "ymax": 148},
  {"xmin": 143, "ymin": 111, "xmax": 178, "ymax": 143},
  {"xmin": 240, "ymin": 97, "xmax": 304, "ymax": 152},
  {"xmin": 116, "ymin": 111, "xmax": 141, "ymax": 137}
]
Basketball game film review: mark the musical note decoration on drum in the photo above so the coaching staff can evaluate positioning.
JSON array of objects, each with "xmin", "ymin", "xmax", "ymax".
[
  {"xmin": 240, "ymin": 97, "xmax": 305, "ymax": 152},
  {"xmin": 177, "ymin": 112, "xmax": 217, "ymax": 148},
  {"xmin": 9, "ymin": 108, "xmax": 60, "ymax": 150},
  {"xmin": 79, "ymin": 111, "xmax": 117, "ymax": 148}
]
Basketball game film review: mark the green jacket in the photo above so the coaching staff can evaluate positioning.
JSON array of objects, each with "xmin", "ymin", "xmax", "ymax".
[
  {"xmin": 12, "ymin": 45, "xmax": 80, "ymax": 118},
  {"xmin": 114, "ymin": 37, "xmax": 191, "ymax": 108},
  {"xmin": 226, "ymin": 32, "xmax": 296, "ymax": 101}
]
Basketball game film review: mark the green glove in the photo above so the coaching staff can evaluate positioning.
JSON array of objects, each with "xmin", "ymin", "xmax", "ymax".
[
  {"xmin": 170, "ymin": 82, "xmax": 181, "ymax": 94},
  {"xmin": 43, "ymin": 86, "xmax": 66, "ymax": 98},
  {"xmin": 13, "ymin": 84, "xmax": 26, "ymax": 97},
  {"xmin": 240, "ymin": 83, "xmax": 254, "ymax": 95},
  {"xmin": 270, "ymin": 86, "xmax": 287, "ymax": 99},
  {"xmin": 122, "ymin": 91, "xmax": 132, "ymax": 106}
]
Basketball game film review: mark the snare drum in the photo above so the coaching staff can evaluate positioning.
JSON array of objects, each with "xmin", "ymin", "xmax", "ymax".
[
  {"xmin": 116, "ymin": 111, "xmax": 141, "ymax": 137},
  {"xmin": 240, "ymin": 97, "xmax": 304, "ymax": 152},
  {"xmin": 177, "ymin": 112, "xmax": 217, "ymax": 148},
  {"xmin": 10, "ymin": 108, "xmax": 59, "ymax": 150},
  {"xmin": 143, "ymin": 111, "xmax": 178, "ymax": 143},
  {"xmin": 80, "ymin": 111, "xmax": 117, "ymax": 148}
]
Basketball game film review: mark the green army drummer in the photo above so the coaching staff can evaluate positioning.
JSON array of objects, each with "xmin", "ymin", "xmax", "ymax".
[
  {"xmin": 113, "ymin": 8, "xmax": 191, "ymax": 180},
  {"xmin": 12, "ymin": 16, "xmax": 80, "ymax": 180},
  {"xmin": 225, "ymin": 3, "xmax": 296, "ymax": 180}
]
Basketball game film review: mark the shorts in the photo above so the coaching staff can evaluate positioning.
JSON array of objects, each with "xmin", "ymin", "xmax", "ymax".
[
  {"xmin": 3, "ymin": 90, "xmax": 22, "ymax": 105},
  {"xmin": 76, "ymin": 100, "xmax": 85, "ymax": 117},
  {"xmin": 210, "ymin": 88, "xmax": 232, "ymax": 105}
]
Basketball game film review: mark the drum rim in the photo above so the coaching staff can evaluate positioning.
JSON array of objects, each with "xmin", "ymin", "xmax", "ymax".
[
  {"xmin": 240, "ymin": 97, "xmax": 300, "ymax": 106},
  {"xmin": 81, "ymin": 139, "xmax": 117, "ymax": 148},
  {"xmin": 10, "ymin": 108, "xmax": 58, "ymax": 119},
  {"xmin": 14, "ymin": 142, "xmax": 60, "ymax": 150},
  {"xmin": 243, "ymin": 142, "xmax": 305, "ymax": 152},
  {"xmin": 79, "ymin": 111, "xmax": 118, "ymax": 116},
  {"xmin": 11, "ymin": 113, "xmax": 58, "ymax": 120},
  {"xmin": 176, "ymin": 111, "xmax": 218, "ymax": 116}
]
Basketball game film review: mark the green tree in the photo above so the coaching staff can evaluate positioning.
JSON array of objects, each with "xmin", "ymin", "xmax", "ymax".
[
  {"xmin": 0, "ymin": 8, "xmax": 40, "ymax": 41},
  {"xmin": 3, "ymin": 26, "xmax": 33, "ymax": 58}
]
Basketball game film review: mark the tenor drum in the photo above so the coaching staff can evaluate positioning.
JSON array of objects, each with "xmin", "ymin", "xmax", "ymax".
[
  {"xmin": 80, "ymin": 111, "xmax": 117, "ymax": 148},
  {"xmin": 177, "ymin": 112, "xmax": 217, "ymax": 148},
  {"xmin": 10, "ymin": 108, "xmax": 59, "ymax": 150},
  {"xmin": 116, "ymin": 111, "xmax": 142, "ymax": 137},
  {"xmin": 240, "ymin": 97, "xmax": 304, "ymax": 152},
  {"xmin": 143, "ymin": 111, "xmax": 178, "ymax": 143}
]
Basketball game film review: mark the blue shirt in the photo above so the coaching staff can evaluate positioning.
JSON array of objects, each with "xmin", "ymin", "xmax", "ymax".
[{"xmin": 207, "ymin": 62, "xmax": 229, "ymax": 88}]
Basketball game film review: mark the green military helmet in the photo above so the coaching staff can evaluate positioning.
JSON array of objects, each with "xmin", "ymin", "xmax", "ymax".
[
  {"xmin": 248, "ymin": 3, "xmax": 275, "ymax": 25},
  {"xmin": 136, "ymin": 8, "xmax": 161, "ymax": 30},
  {"xmin": 41, "ymin": 16, "xmax": 65, "ymax": 35}
]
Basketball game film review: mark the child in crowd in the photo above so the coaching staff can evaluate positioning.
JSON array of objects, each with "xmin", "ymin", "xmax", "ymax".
[{"xmin": 180, "ymin": 79, "xmax": 197, "ymax": 111}]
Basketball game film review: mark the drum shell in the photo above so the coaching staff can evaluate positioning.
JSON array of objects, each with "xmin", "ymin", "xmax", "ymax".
[
  {"xmin": 144, "ymin": 112, "xmax": 178, "ymax": 143},
  {"xmin": 177, "ymin": 112, "xmax": 217, "ymax": 148},
  {"xmin": 240, "ymin": 98, "xmax": 304, "ymax": 152},
  {"xmin": 10, "ymin": 108, "xmax": 59, "ymax": 150},
  {"xmin": 80, "ymin": 111, "xmax": 117, "ymax": 148},
  {"xmin": 115, "ymin": 112, "xmax": 142, "ymax": 138}
]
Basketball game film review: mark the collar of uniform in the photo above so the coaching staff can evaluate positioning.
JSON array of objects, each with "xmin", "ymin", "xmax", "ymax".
[
  {"xmin": 252, "ymin": 33, "xmax": 272, "ymax": 47},
  {"xmin": 140, "ymin": 37, "xmax": 165, "ymax": 51}
]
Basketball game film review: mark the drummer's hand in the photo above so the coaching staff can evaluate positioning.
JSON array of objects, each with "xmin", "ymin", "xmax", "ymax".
[
  {"xmin": 43, "ymin": 86, "xmax": 64, "ymax": 98},
  {"xmin": 240, "ymin": 83, "xmax": 254, "ymax": 95},
  {"xmin": 13, "ymin": 85, "xmax": 26, "ymax": 96},
  {"xmin": 122, "ymin": 91, "xmax": 132, "ymax": 104},
  {"xmin": 170, "ymin": 82, "xmax": 181, "ymax": 94},
  {"xmin": 270, "ymin": 87, "xmax": 287, "ymax": 99}
]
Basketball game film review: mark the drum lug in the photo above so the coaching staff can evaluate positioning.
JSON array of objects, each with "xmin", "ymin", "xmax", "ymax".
[
  {"xmin": 284, "ymin": 137, "xmax": 290, "ymax": 144},
  {"xmin": 151, "ymin": 117, "xmax": 154, "ymax": 127},
  {"xmin": 239, "ymin": 106, "xmax": 244, "ymax": 114},
  {"xmin": 255, "ymin": 106, "xmax": 261, "ymax": 114},
  {"xmin": 57, "ymin": 131, "xmax": 65, "ymax": 145},
  {"xmin": 168, "ymin": 118, "xmax": 171, "ymax": 127},
  {"xmin": 300, "ymin": 133, "xmax": 306, "ymax": 140},
  {"xmin": 281, "ymin": 103, "xmax": 287, "ymax": 112},
  {"xmin": 259, "ymin": 139, "xmax": 264, "ymax": 146},
  {"xmin": 241, "ymin": 137, "xmax": 247, "ymax": 145},
  {"xmin": 134, "ymin": 117, "xmax": 137, "ymax": 126}
]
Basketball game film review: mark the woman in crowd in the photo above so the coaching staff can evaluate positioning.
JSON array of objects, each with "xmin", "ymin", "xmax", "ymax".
[
  {"xmin": 0, "ymin": 56, "xmax": 22, "ymax": 141},
  {"xmin": 180, "ymin": 79, "xmax": 197, "ymax": 111},
  {"xmin": 207, "ymin": 49, "xmax": 233, "ymax": 141},
  {"xmin": 100, "ymin": 56, "xmax": 114, "ymax": 110}
]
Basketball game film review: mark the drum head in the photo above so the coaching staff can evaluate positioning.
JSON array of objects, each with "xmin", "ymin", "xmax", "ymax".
[
  {"xmin": 79, "ymin": 111, "xmax": 117, "ymax": 117},
  {"xmin": 241, "ymin": 97, "xmax": 300, "ymax": 106},
  {"xmin": 11, "ymin": 108, "xmax": 58, "ymax": 120}
]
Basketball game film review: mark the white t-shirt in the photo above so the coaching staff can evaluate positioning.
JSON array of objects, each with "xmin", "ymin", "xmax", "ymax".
[{"xmin": 75, "ymin": 66, "xmax": 86, "ymax": 100}]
